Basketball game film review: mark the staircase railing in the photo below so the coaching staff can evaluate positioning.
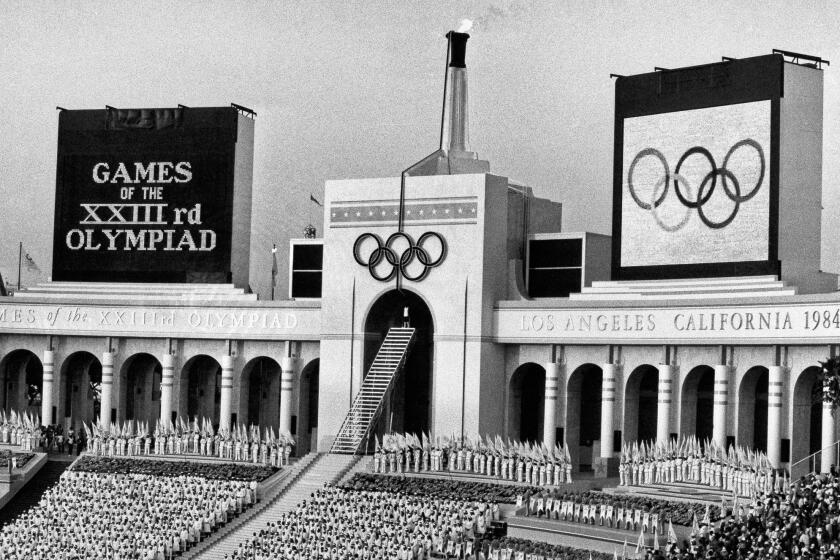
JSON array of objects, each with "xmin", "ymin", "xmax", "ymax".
[
  {"xmin": 790, "ymin": 440, "xmax": 840, "ymax": 479},
  {"xmin": 330, "ymin": 327, "xmax": 415, "ymax": 454}
]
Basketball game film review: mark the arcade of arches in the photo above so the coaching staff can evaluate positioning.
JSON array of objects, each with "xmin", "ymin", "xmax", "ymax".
[
  {"xmin": 0, "ymin": 343, "xmax": 835, "ymax": 468},
  {"xmin": 0, "ymin": 348, "xmax": 319, "ymax": 457},
  {"xmin": 504, "ymin": 359, "xmax": 837, "ymax": 474}
]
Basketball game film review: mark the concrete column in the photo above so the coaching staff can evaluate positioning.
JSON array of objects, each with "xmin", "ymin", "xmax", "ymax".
[
  {"xmin": 159, "ymin": 353, "xmax": 174, "ymax": 428},
  {"xmin": 713, "ymin": 364, "xmax": 729, "ymax": 449},
  {"xmin": 41, "ymin": 350, "xmax": 55, "ymax": 426},
  {"xmin": 543, "ymin": 362, "xmax": 559, "ymax": 448},
  {"xmin": 657, "ymin": 364, "xmax": 674, "ymax": 445},
  {"xmin": 279, "ymin": 357, "xmax": 296, "ymax": 435},
  {"xmin": 100, "ymin": 351, "xmax": 114, "ymax": 429},
  {"xmin": 821, "ymin": 398, "xmax": 836, "ymax": 474},
  {"xmin": 767, "ymin": 365, "xmax": 784, "ymax": 468},
  {"xmin": 219, "ymin": 355, "xmax": 234, "ymax": 432},
  {"xmin": 600, "ymin": 363, "xmax": 617, "ymax": 458}
]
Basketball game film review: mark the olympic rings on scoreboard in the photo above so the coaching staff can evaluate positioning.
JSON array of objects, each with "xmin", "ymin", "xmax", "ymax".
[
  {"xmin": 353, "ymin": 231, "xmax": 447, "ymax": 282},
  {"xmin": 626, "ymin": 139, "xmax": 765, "ymax": 231}
]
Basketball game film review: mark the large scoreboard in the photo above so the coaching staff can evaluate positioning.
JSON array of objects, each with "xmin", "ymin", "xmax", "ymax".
[
  {"xmin": 52, "ymin": 106, "xmax": 254, "ymax": 286},
  {"xmin": 612, "ymin": 55, "xmax": 783, "ymax": 280}
]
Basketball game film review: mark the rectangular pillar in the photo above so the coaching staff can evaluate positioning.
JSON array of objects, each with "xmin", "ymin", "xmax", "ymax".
[
  {"xmin": 100, "ymin": 351, "xmax": 114, "ymax": 429},
  {"xmin": 219, "ymin": 355, "xmax": 234, "ymax": 432},
  {"xmin": 279, "ymin": 357, "xmax": 298, "ymax": 435},
  {"xmin": 159, "ymin": 353, "xmax": 174, "ymax": 429},
  {"xmin": 41, "ymin": 350, "xmax": 54, "ymax": 426},
  {"xmin": 600, "ymin": 363, "xmax": 617, "ymax": 458},
  {"xmin": 543, "ymin": 362, "xmax": 560, "ymax": 448},
  {"xmin": 767, "ymin": 365, "xmax": 784, "ymax": 468},
  {"xmin": 713, "ymin": 364, "xmax": 729, "ymax": 449},
  {"xmin": 657, "ymin": 364, "xmax": 673, "ymax": 445},
  {"xmin": 822, "ymin": 397, "xmax": 835, "ymax": 474},
  {"xmin": 593, "ymin": 362, "xmax": 620, "ymax": 478}
]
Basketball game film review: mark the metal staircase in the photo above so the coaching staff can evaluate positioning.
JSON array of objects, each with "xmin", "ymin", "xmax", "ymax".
[{"xmin": 330, "ymin": 327, "xmax": 415, "ymax": 454}]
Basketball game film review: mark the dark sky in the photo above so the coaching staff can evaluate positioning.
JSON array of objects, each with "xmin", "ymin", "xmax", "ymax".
[{"xmin": 2, "ymin": 1, "xmax": 838, "ymax": 298}]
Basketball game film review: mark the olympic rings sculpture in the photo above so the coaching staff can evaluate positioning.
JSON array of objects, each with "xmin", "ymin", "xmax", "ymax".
[
  {"xmin": 353, "ymin": 231, "xmax": 447, "ymax": 282},
  {"xmin": 626, "ymin": 138, "xmax": 765, "ymax": 231}
]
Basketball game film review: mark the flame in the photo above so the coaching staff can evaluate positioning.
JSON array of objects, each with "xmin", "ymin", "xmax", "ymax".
[{"xmin": 457, "ymin": 18, "xmax": 473, "ymax": 33}]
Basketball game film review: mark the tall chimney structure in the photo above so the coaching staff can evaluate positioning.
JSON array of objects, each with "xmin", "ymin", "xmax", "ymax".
[
  {"xmin": 409, "ymin": 30, "xmax": 489, "ymax": 176},
  {"xmin": 442, "ymin": 31, "xmax": 489, "ymax": 173},
  {"xmin": 445, "ymin": 31, "xmax": 471, "ymax": 154}
]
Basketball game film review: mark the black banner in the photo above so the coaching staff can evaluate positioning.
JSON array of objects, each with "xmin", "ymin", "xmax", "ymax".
[{"xmin": 52, "ymin": 107, "xmax": 238, "ymax": 283}]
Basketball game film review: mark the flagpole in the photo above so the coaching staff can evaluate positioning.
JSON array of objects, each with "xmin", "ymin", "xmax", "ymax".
[
  {"xmin": 17, "ymin": 241, "xmax": 22, "ymax": 290},
  {"xmin": 270, "ymin": 243, "xmax": 276, "ymax": 301}
]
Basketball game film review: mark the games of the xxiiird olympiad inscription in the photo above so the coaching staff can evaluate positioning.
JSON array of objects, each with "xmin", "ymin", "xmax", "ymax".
[{"xmin": 1, "ymin": 4, "xmax": 840, "ymax": 560}]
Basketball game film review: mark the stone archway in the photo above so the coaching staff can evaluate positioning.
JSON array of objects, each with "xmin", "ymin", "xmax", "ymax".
[
  {"xmin": 508, "ymin": 363, "xmax": 546, "ymax": 443},
  {"xmin": 239, "ymin": 357, "xmax": 282, "ymax": 428},
  {"xmin": 364, "ymin": 289, "xmax": 433, "ymax": 437},
  {"xmin": 61, "ymin": 351, "xmax": 102, "ymax": 430},
  {"xmin": 565, "ymin": 363, "xmax": 602, "ymax": 471},
  {"xmin": 297, "ymin": 359, "xmax": 319, "ymax": 456},
  {"xmin": 624, "ymin": 365, "xmax": 658, "ymax": 444},
  {"xmin": 179, "ymin": 355, "xmax": 221, "ymax": 427},
  {"xmin": 0, "ymin": 350, "xmax": 42, "ymax": 417},
  {"xmin": 120, "ymin": 353, "xmax": 161, "ymax": 425},
  {"xmin": 680, "ymin": 365, "xmax": 714, "ymax": 441},
  {"xmin": 791, "ymin": 366, "xmax": 822, "ymax": 468},
  {"xmin": 738, "ymin": 366, "xmax": 769, "ymax": 452}
]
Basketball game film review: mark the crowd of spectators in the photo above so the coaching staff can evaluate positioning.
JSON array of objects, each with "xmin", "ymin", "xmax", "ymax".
[
  {"xmin": 0, "ymin": 456, "xmax": 277, "ymax": 559},
  {"xmin": 649, "ymin": 471, "xmax": 840, "ymax": 559}
]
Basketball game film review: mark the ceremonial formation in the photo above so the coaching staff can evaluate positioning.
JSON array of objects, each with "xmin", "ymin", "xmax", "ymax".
[
  {"xmin": 225, "ymin": 474, "xmax": 500, "ymax": 560},
  {"xmin": 618, "ymin": 437, "xmax": 784, "ymax": 498},
  {"xmin": 347, "ymin": 473, "xmax": 512, "ymax": 509},
  {"xmin": 373, "ymin": 433, "xmax": 573, "ymax": 486},
  {"xmin": 521, "ymin": 488, "xmax": 717, "ymax": 530},
  {"xmin": 83, "ymin": 417, "xmax": 294, "ymax": 468},
  {"xmin": 0, "ymin": 456, "xmax": 274, "ymax": 560},
  {"xmin": 0, "ymin": 410, "xmax": 42, "ymax": 452}
]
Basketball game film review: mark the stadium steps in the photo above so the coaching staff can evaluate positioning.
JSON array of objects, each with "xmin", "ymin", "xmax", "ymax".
[
  {"xmin": 193, "ymin": 453, "xmax": 361, "ymax": 560},
  {"xmin": 373, "ymin": 469, "xmax": 619, "ymax": 493},
  {"xmin": 569, "ymin": 275, "xmax": 796, "ymax": 301},
  {"xmin": 603, "ymin": 481, "xmax": 735, "ymax": 506},
  {"xmin": 181, "ymin": 453, "xmax": 318, "ymax": 560},
  {"xmin": 330, "ymin": 328, "xmax": 415, "ymax": 454},
  {"xmin": 13, "ymin": 281, "xmax": 257, "ymax": 302},
  {"xmin": 506, "ymin": 515, "xmax": 690, "ymax": 555},
  {"xmin": 0, "ymin": 459, "xmax": 71, "ymax": 527},
  {"xmin": 336, "ymin": 453, "xmax": 373, "ymax": 486}
]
